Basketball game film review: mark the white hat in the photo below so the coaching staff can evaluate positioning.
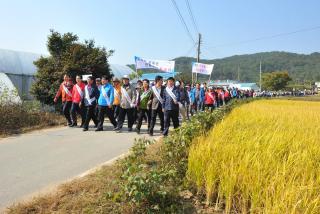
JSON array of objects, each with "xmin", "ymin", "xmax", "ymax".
[
  {"xmin": 175, "ymin": 81, "xmax": 180, "ymax": 87},
  {"xmin": 122, "ymin": 75, "xmax": 130, "ymax": 80}
]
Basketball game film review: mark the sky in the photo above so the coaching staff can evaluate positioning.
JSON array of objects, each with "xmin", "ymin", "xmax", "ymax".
[{"xmin": 0, "ymin": 0, "xmax": 319, "ymax": 65}]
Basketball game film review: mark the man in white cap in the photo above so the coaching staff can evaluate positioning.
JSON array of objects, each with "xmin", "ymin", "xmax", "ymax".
[{"xmin": 114, "ymin": 75, "xmax": 136, "ymax": 132}]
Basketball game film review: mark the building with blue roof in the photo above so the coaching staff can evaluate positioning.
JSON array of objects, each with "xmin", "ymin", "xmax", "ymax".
[
  {"xmin": 209, "ymin": 79, "xmax": 259, "ymax": 91},
  {"xmin": 141, "ymin": 72, "xmax": 177, "ymax": 81}
]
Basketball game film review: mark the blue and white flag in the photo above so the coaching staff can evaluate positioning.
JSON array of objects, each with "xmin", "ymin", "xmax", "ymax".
[
  {"xmin": 192, "ymin": 62, "xmax": 214, "ymax": 75},
  {"xmin": 135, "ymin": 56, "xmax": 175, "ymax": 73}
]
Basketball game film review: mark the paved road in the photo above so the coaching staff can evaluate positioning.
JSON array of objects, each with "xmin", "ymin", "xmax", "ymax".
[{"xmin": 0, "ymin": 123, "xmax": 160, "ymax": 210}]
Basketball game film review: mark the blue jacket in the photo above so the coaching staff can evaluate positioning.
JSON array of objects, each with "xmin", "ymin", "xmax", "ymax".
[
  {"xmin": 163, "ymin": 86, "xmax": 180, "ymax": 111},
  {"xmin": 98, "ymin": 83, "xmax": 114, "ymax": 106},
  {"xmin": 200, "ymin": 88, "xmax": 205, "ymax": 101},
  {"xmin": 190, "ymin": 88, "xmax": 204, "ymax": 103}
]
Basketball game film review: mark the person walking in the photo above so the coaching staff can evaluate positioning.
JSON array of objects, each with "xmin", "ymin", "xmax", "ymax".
[
  {"xmin": 112, "ymin": 77, "xmax": 122, "ymax": 122},
  {"xmin": 96, "ymin": 76, "xmax": 117, "ymax": 131},
  {"xmin": 95, "ymin": 77, "xmax": 102, "ymax": 120},
  {"xmin": 185, "ymin": 84, "xmax": 192, "ymax": 120},
  {"xmin": 82, "ymin": 76, "xmax": 99, "ymax": 131},
  {"xmin": 134, "ymin": 80, "xmax": 143, "ymax": 124},
  {"xmin": 176, "ymin": 80, "xmax": 189, "ymax": 122},
  {"xmin": 114, "ymin": 75, "xmax": 136, "ymax": 132},
  {"xmin": 162, "ymin": 77, "xmax": 180, "ymax": 136},
  {"xmin": 204, "ymin": 87, "xmax": 216, "ymax": 112},
  {"xmin": 135, "ymin": 79, "xmax": 152, "ymax": 134},
  {"xmin": 54, "ymin": 74, "xmax": 74, "ymax": 126},
  {"xmin": 201, "ymin": 82, "xmax": 207, "ymax": 111},
  {"xmin": 191, "ymin": 83, "xmax": 202, "ymax": 114},
  {"xmin": 149, "ymin": 75, "xmax": 165, "ymax": 136},
  {"xmin": 70, "ymin": 75, "xmax": 85, "ymax": 127}
]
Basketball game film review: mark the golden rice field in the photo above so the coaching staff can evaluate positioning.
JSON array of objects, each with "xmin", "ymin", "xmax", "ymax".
[{"xmin": 188, "ymin": 99, "xmax": 320, "ymax": 213}]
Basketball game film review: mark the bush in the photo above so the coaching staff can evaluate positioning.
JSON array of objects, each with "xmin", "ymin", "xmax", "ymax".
[
  {"xmin": 0, "ymin": 103, "xmax": 64, "ymax": 136},
  {"xmin": 0, "ymin": 82, "xmax": 64, "ymax": 136},
  {"xmin": 118, "ymin": 99, "xmax": 252, "ymax": 213}
]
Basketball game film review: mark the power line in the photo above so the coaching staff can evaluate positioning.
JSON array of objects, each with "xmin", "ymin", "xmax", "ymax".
[
  {"xmin": 182, "ymin": 43, "xmax": 197, "ymax": 57},
  {"xmin": 185, "ymin": 0, "xmax": 199, "ymax": 33},
  {"xmin": 207, "ymin": 25, "xmax": 320, "ymax": 48},
  {"xmin": 170, "ymin": 0, "xmax": 195, "ymax": 43}
]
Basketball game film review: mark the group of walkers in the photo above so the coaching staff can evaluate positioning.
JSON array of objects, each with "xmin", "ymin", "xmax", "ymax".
[{"xmin": 54, "ymin": 74, "xmax": 253, "ymax": 136}]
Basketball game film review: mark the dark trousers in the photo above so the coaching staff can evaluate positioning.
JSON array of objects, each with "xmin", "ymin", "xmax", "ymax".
[
  {"xmin": 149, "ymin": 106, "xmax": 164, "ymax": 134},
  {"xmin": 62, "ymin": 101, "xmax": 72, "ymax": 124},
  {"xmin": 163, "ymin": 109, "xmax": 179, "ymax": 136},
  {"xmin": 205, "ymin": 104, "xmax": 214, "ymax": 112},
  {"xmin": 201, "ymin": 101, "xmax": 205, "ymax": 111},
  {"xmin": 95, "ymin": 105, "xmax": 99, "ymax": 122},
  {"xmin": 113, "ymin": 105, "xmax": 120, "ymax": 121},
  {"xmin": 71, "ymin": 102, "xmax": 85, "ymax": 125},
  {"xmin": 186, "ymin": 104, "xmax": 191, "ymax": 120},
  {"xmin": 192, "ymin": 100, "xmax": 201, "ymax": 115},
  {"xmin": 133, "ymin": 107, "xmax": 138, "ymax": 123},
  {"xmin": 83, "ymin": 105, "xmax": 98, "ymax": 129},
  {"xmin": 117, "ymin": 107, "xmax": 135, "ymax": 129},
  {"xmin": 97, "ymin": 105, "xmax": 117, "ymax": 129},
  {"xmin": 136, "ymin": 108, "xmax": 151, "ymax": 130}
]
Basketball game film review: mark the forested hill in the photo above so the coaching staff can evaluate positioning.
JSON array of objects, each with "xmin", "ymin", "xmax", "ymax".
[{"xmin": 173, "ymin": 51, "xmax": 320, "ymax": 82}]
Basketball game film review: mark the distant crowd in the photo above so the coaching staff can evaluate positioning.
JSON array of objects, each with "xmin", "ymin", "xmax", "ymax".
[{"xmin": 54, "ymin": 74, "xmax": 254, "ymax": 136}]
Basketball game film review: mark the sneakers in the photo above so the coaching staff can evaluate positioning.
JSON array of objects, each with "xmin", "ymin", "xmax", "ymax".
[
  {"xmin": 69, "ymin": 123, "xmax": 77, "ymax": 127},
  {"xmin": 114, "ymin": 127, "xmax": 121, "ymax": 132}
]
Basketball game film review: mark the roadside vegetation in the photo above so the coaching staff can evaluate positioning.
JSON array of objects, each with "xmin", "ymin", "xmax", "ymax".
[{"xmin": 0, "ymin": 83, "xmax": 64, "ymax": 137}]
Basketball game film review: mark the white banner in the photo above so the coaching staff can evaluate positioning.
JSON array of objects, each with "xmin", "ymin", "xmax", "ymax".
[
  {"xmin": 135, "ymin": 56, "xmax": 175, "ymax": 73},
  {"xmin": 192, "ymin": 62, "xmax": 214, "ymax": 75}
]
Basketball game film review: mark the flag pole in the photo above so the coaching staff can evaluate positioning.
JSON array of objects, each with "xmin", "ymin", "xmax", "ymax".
[{"xmin": 191, "ymin": 70, "xmax": 194, "ymax": 86}]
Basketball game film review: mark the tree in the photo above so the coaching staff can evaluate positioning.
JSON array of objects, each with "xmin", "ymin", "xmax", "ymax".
[
  {"xmin": 262, "ymin": 71, "xmax": 292, "ymax": 91},
  {"xmin": 31, "ymin": 30, "xmax": 114, "ymax": 105}
]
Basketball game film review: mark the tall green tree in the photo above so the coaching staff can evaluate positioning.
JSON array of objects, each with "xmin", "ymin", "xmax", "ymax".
[
  {"xmin": 262, "ymin": 71, "xmax": 292, "ymax": 91},
  {"xmin": 31, "ymin": 30, "xmax": 114, "ymax": 105}
]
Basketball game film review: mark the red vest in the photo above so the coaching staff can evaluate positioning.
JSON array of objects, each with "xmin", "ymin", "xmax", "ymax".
[{"xmin": 72, "ymin": 82, "xmax": 85, "ymax": 103}]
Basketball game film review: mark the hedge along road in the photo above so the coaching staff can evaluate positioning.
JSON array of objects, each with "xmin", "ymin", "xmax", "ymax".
[{"xmin": 0, "ymin": 123, "xmax": 159, "ymax": 210}]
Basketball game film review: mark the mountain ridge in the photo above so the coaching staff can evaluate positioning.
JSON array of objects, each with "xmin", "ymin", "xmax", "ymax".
[{"xmin": 172, "ymin": 51, "xmax": 320, "ymax": 82}]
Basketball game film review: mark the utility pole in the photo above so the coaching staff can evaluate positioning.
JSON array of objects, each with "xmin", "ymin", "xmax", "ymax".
[
  {"xmin": 196, "ymin": 33, "xmax": 201, "ymax": 82},
  {"xmin": 259, "ymin": 60, "xmax": 262, "ymax": 91},
  {"xmin": 237, "ymin": 64, "xmax": 240, "ymax": 82}
]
